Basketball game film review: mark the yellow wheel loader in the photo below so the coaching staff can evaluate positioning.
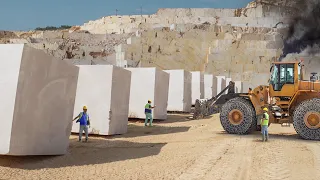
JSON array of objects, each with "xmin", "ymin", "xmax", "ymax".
[{"xmin": 194, "ymin": 60, "xmax": 320, "ymax": 140}]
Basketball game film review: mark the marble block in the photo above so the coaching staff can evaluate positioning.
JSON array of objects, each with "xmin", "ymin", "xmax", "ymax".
[
  {"xmin": 235, "ymin": 81, "xmax": 243, "ymax": 93},
  {"xmin": 0, "ymin": 44, "xmax": 79, "ymax": 156},
  {"xmin": 225, "ymin": 77, "xmax": 232, "ymax": 94},
  {"xmin": 204, "ymin": 74, "xmax": 214, "ymax": 99},
  {"xmin": 72, "ymin": 65, "xmax": 131, "ymax": 135},
  {"xmin": 191, "ymin": 71, "xmax": 204, "ymax": 105},
  {"xmin": 126, "ymin": 67, "xmax": 169, "ymax": 119},
  {"xmin": 164, "ymin": 70, "xmax": 192, "ymax": 112},
  {"xmin": 213, "ymin": 76, "xmax": 226, "ymax": 96}
]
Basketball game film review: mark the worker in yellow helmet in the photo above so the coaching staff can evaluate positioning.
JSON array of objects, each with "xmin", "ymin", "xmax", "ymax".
[
  {"xmin": 145, "ymin": 100, "xmax": 156, "ymax": 126},
  {"xmin": 73, "ymin": 105, "xmax": 90, "ymax": 142},
  {"xmin": 261, "ymin": 107, "xmax": 269, "ymax": 142}
]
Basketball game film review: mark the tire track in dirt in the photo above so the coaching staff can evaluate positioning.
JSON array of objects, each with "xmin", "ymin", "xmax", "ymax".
[
  {"xmin": 234, "ymin": 137, "xmax": 253, "ymax": 180},
  {"xmin": 306, "ymin": 143, "xmax": 320, "ymax": 180},
  {"xmin": 175, "ymin": 137, "xmax": 238, "ymax": 180},
  {"xmin": 260, "ymin": 140, "xmax": 291, "ymax": 180},
  {"xmin": 202, "ymin": 136, "xmax": 254, "ymax": 180}
]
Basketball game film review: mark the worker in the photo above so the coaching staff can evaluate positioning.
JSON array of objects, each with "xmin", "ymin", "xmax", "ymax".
[
  {"xmin": 261, "ymin": 107, "xmax": 269, "ymax": 142},
  {"xmin": 248, "ymin": 88, "xmax": 252, "ymax": 94},
  {"xmin": 73, "ymin": 106, "xmax": 90, "ymax": 142},
  {"xmin": 145, "ymin": 100, "xmax": 156, "ymax": 126}
]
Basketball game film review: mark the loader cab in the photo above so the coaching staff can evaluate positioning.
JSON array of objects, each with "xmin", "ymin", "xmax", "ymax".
[{"xmin": 269, "ymin": 61, "xmax": 302, "ymax": 97}]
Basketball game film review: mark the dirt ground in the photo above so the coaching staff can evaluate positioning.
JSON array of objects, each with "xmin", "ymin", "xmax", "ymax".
[{"xmin": 1, "ymin": 114, "xmax": 320, "ymax": 180}]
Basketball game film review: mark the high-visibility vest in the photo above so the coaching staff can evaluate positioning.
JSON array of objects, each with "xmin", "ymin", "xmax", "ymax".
[
  {"xmin": 261, "ymin": 112, "xmax": 269, "ymax": 126},
  {"xmin": 79, "ymin": 112, "xmax": 90, "ymax": 125},
  {"xmin": 145, "ymin": 103, "xmax": 152, "ymax": 113}
]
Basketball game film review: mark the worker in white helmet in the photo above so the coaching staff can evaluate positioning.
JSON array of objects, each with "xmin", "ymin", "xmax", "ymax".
[{"xmin": 73, "ymin": 106, "xmax": 90, "ymax": 142}]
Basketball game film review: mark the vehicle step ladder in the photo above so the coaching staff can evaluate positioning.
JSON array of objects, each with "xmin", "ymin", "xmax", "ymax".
[{"xmin": 281, "ymin": 123, "xmax": 291, "ymax": 127}]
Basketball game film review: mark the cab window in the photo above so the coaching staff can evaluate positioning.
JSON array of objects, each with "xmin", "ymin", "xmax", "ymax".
[{"xmin": 270, "ymin": 63, "xmax": 294, "ymax": 91}]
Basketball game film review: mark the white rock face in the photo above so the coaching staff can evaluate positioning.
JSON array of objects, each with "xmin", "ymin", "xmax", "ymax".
[
  {"xmin": 79, "ymin": 4, "xmax": 294, "ymax": 34},
  {"xmin": 164, "ymin": 70, "xmax": 192, "ymax": 112},
  {"xmin": 72, "ymin": 65, "xmax": 131, "ymax": 135},
  {"xmin": 213, "ymin": 76, "xmax": 226, "ymax": 96},
  {"xmin": 126, "ymin": 68, "xmax": 169, "ymax": 119},
  {"xmin": 0, "ymin": 44, "xmax": 79, "ymax": 156},
  {"xmin": 191, "ymin": 71, "xmax": 204, "ymax": 105},
  {"xmin": 204, "ymin": 74, "xmax": 214, "ymax": 99}
]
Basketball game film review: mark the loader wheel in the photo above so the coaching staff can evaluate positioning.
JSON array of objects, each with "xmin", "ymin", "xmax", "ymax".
[
  {"xmin": 220, "ymin": 97, "xmax": 256, "ymax": 134},
  {"xmin": 293, "ymin": 98, "xmax": 320, "ymax": 140}
]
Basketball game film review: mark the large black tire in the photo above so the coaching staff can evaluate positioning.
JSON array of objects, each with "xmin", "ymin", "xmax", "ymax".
[
  {"xmin": 293, "ymin": 98, "xmax": 320, "ymax": 140},
  {"xmin": 220, "ymin": 97, "xmax": 256, "ymax": 134}
]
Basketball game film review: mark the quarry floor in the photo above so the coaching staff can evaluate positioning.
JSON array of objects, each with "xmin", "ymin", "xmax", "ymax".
[{"xmin": 1, "ymin": 114, "xmax": 320, "ymax": 180}]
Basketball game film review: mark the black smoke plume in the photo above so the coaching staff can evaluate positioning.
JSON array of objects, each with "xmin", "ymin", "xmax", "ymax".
[{"xmin": 280, "ymin": 0, "xmax": 320, "ymax": 61}]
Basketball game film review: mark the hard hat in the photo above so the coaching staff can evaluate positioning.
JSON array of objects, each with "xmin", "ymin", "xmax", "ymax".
[
  {"xmin": 148, "ymin": 100, "xmax": 152, "ymax": 102},
  {"xmin": 83, "ymin": 106, "xmax": 87, "ymax": 110},
  {"xmin": 263, "ymin": 107, "xmax": 268, "ymax": 111}
]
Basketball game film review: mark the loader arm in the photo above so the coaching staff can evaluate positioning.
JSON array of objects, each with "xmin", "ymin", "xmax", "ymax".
[{"xmin": 193, "ymin": 81, "xmax": 245, "ymax": 119}]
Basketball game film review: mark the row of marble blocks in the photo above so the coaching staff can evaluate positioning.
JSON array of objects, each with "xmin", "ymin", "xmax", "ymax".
[{"xmin": 0, "ymin": 44, "xmax": 245, "ymax": 156}]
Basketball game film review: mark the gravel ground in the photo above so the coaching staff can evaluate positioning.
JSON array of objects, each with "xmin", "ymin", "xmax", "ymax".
[{"xmin": 0, "ymin": 114, "xmax": 320, "ymax": 180}]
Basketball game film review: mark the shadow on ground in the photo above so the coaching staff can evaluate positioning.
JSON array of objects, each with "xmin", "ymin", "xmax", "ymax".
[
  {"xmin": 0, "ymin": 139, "xmax": 166, "ymax": 170},
  {"xmin": 120, "ymin": 124, "xmax": 191, "ymax": 138},
  {"xmin": 129, "ymin": 114, "xmax": 214, "ymax": 124}
]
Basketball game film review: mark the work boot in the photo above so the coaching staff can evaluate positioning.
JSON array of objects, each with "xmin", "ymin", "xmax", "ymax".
[
  {"xmin": 85, "ymin": 139, "xmax": 88, "ymax": 142},
  {"xmin": 78, "ymin": 138, "xmax": 81, "ymax": 142}
]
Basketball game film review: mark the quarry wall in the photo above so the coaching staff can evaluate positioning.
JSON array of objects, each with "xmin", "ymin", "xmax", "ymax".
[
  {"xmin": 80, "ymin": 4, "xmax": 294, "ymax": 35},
  {"xmin": 73, "ymin": 1, "xmax": 297, "ymax": 86},
  {"xmin": 2, "ymin": 0, "xmax": 304, "ymax": 88},
  {"xmin": 122, "ymin": 25, "xmax": 283, "ymax": 85}
]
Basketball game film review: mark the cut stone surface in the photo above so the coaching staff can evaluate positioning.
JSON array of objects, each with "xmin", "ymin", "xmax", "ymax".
[
  {"xmin": 126, "ymin": 67, "xmax": 169, "ymax": 119},
  {"xmin": 0, "ymin": 44, "xmax": 79, "ymax": 156},
  {"xmin": 235, "ymin": 81, "xmax": 243, "ymax": 93},
  {"xmin": 72, "ymin": 65, "xmax": 131, "ymax": 135},
  {"xmin": 213, "ymin": 76, "xmax": 226, "ymax": 96},
  {"xmin": 225, "ymin": 77, "xmax": 232, "ymax": 94},
  {"xmin": 242, "ymin": 82, "xmax": 253, "ymax": 93},
  {"xmin": 204, "ymin": 74, "xmax": 214, "ymax": 99},
  {"xmin": 191, "ymin": 71, "xmax": 204, "ymax": 104},
  {"xmin": 241, "ymin": 74, "xmax": 269, "ymax": 93},
  {"xmin": 164, "ymin": 70, "xmax": 191, "ymax": 112}
]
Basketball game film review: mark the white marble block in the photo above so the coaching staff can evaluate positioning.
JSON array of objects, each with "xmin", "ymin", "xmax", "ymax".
[
  {"xmin": 191, "ymin": 71, "xmax": 204, "ymax": 105},
  {"xmin": 213, "ymin": 76, "xmax": 226, "ymax": 96},
  {"xmin": 0, "ymin": 44, "xmax": 79, "ymax": 156},
  {"xmin": 204, "ymin": 74, "xmax": 214, "ymax": 99},
  {"xmin": 164, "ymin": 70, "xmax": 192, "ymax": 112},
  {"xmin": 225, "ymin": 77, "xmax": 232, "ymax": 94},
  {"xmin": 72, "ymin": 65, "xmax": 131, "ymax": 135},
  {"xmin": 235, "ymin": 81, "xmax": 243, "ymax": 93},
  {"xmin": 126, "ymin": 67, "xmax": 169, "ymax": 119}
]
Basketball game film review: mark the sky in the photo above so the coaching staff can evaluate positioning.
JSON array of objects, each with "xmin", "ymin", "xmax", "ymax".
[{"xmin": 0, "ymin": 0, "xmax": 252, "ymax": 31}]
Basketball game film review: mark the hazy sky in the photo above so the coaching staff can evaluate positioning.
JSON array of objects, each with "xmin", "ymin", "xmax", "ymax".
[{"xmin": 0, "ymin": 0, "xmax": 252, "ymax": 31}]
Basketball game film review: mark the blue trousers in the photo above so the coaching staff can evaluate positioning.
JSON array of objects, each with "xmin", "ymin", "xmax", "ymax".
[{"xmin": 261, "ymin": 125, "xmax": 269, "ymax": 141}]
